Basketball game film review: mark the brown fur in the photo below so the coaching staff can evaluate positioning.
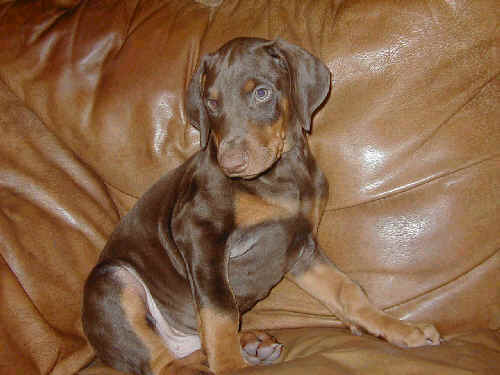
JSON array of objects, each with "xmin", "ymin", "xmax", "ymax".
[{"xmin": 121, "ymin": 287, "xmax": 175, "ymax": 374}]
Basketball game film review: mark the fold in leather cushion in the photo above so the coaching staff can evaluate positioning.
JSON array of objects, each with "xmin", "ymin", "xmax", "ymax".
[
  {"xmin": 0, "ymin": 80, "xmax": 117, "ymax": 374},
  {"xmin": 231, "ymin": 328, "xmax": 500, "ymax": 375},
  {"xmin": 0, "ymin": 0, "xmax": 210, "ymax": 198},
  {"xmin": 78, "ymin": 329, "xmax": 500, "ymax": 375}
]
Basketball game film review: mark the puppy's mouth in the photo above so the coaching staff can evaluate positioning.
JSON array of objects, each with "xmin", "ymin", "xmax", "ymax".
[{"xmin": 224, "ymin": 161, "xmax": 276, "ymax": 180}]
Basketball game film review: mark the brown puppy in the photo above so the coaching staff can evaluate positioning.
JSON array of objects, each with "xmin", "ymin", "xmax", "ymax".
[{"xmin": 82, "ymin": 38, "xmax": 440, "ymax": 375}]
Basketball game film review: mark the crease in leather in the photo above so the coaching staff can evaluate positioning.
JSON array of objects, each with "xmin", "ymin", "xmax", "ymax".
[
  {"xmin": 325, "ymin": 154, "xmax": 500, "ymax": 212},
  {"xmin": 0, "ymin": 256, "xmax": 61, "ymax": 372},
  {"xmin": 384, "ymin": 247, "xmax": 500, "ymax": 313},
  {"xmin": 269, "ymin": 329, "xmax": 485, "ymax": 375},
  {"xmin": 411, "ymin": 71, "xmax": 500, "ymax": 157},
  {"xmin": 2, "ymin": 151, "xmax": 110, "ymax": 239},
  {"xmin": 1, "ymin": 160, "xmax": 113, "ymax": 249},
  {"xmin": 104, "ymin": 181, "xmax": 140, "ymax": 200},
  {"xmin": 323, "ymin": 70, "xmax": 500, "ymax": 211},
  {"xmin": 318, "ymin": 350, "xmax": 476, "ymax": 375},
  {"xmin": 0, "ymin": 87, "xmax": 116, "ymax": 243},
  {"xmin": 244, "ymin": 246, "xmax": 500, "ymax": 332},
  {"xmin": 247, "ymin": 309, "xmax": 343, "ymax": 323}
]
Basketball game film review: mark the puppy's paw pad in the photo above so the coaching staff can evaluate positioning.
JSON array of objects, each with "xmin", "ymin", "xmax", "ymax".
[
  {"xmin": 349, "ymin": 324, "xmax": 363, "ymax": 336},
  {"xmin": 388, "ymin": 322, "xmax": 441, "ymax": 348},
  {"xmin": 413, "ymin": 323, "xmax": 441, "ymax": 347},
  {"xmin": 240, "ymin": 331, "xmax": 283, "ymax": 365}
]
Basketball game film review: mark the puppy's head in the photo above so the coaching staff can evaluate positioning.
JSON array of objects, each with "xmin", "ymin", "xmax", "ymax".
[{"xmin": 186, "ymin": 38, "xmax": 330, "ymax": 179}]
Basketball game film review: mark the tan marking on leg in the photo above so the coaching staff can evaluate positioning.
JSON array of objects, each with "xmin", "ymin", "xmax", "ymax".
[
  {"xmin": 207, "ymin": 87, "xmax": 219, "ymax": 100},
  {"xmin": 289, "ymin": 261, "xmax": 396, "ymax": 334},
  {"xmin": 287, "ymin": 262, "xmax": 359, "ymax": 321},
  {"xmin": 198, "ymin": 308, "xmax": 247, "ymax": 374},
  {"xmin": 288, "ymin": 261, "xmax": 441, "ymax": 347},
  {"xmin": 161, "ymin": 350, "xmax": 211, "ymax": 375},
  {"xmin": 121, "ymin": 287, "xmax": 176, "ymax": 374}
]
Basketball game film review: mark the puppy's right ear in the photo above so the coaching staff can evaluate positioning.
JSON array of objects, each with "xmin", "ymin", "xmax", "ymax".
[{"xmin": 186, "ymin": 56, "xmax": 210, "ymax": 149}]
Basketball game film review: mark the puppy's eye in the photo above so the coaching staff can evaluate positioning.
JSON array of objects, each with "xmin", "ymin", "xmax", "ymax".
[
  {"xmin": 254, "ymin": 86, "xmax": 272, "ymax": 103},
  {"xmin": 206, "ymin": 98, "xmax": 218, "ymax": 112}
]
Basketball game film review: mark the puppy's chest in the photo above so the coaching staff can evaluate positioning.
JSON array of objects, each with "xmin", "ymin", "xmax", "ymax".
[{"xmin": 232, "ymin": 187, "xmax": 300, "ymax": 228}]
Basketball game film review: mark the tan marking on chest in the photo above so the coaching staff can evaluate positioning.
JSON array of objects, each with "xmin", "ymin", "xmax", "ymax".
[{"xmin": 233, "ymin": 191, "xmax": 296, "ymax": 228}]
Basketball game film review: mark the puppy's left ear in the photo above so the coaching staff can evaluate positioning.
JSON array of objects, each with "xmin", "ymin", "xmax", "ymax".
[
  {"xmin": 266, "ymin": 39, "xmax": 331, "ymax": 132},
  {"xmin": 186, "ymin": 56, "xmax": 210, "ymax": 149}
]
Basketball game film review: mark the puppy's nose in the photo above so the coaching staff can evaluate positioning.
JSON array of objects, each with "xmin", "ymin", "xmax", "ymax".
[{"xmin": 219, "ymin": 148, "xmax": 248, "ymax": 174}]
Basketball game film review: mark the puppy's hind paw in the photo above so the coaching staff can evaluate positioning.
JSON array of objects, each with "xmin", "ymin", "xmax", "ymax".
[{"xmin": 240, "ymin": 331, "xmax": 283, "ymax": 366}]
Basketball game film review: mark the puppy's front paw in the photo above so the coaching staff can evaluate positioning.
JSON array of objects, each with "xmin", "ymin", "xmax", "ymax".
[
  {"xmin": 240, "ymin": 331, "xmax": 283, "ymax": 365},
  {"xmin": 385, "ymin": 321, "xmax": 441, "ymax": 348}
]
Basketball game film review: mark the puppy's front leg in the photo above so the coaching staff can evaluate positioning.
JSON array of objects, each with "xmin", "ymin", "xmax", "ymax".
[
  {"xmin": 287, "ymin": 239, "xmax": 440, "ymax": 348},
  {"xmin": 197, "ymin": 306, "xmax": 245, "ymax": 374},
  {"xmin": 179, "ymin": 234, "xmax": 247, "ymax": 374}
]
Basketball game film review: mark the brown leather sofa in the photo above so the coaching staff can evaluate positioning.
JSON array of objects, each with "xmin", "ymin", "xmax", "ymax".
[{"xmin": 1, "ymin": 0, "xmax": 498, "ymax": 374}]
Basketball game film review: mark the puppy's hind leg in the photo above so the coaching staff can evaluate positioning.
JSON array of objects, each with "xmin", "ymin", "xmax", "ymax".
[{"xmin": 83, "ymin": 262, "xmax": 209, "ymax": 375}]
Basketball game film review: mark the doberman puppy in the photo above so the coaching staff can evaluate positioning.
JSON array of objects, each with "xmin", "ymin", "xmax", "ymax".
[{"xmin": 82, "ymin": 38, "xmax": 440, "ymax": 375}]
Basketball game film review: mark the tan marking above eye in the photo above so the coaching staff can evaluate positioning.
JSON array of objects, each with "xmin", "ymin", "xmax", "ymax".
[{"xmin": 243, "ymin": 79, "xmax": 256, "ymax": 93}]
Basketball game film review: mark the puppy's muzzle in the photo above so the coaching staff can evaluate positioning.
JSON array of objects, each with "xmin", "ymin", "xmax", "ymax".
[{"xmin": 218, "ymin": 147, "xmax": 249, "ymax": 176}]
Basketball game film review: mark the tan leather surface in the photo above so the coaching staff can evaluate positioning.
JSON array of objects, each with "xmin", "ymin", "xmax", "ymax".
[
  {"xmin": 0, "ymin": 79, "xmax": 115, "ymax": 374},
  {"xmin": 0, "ymin": 0, "xmax": 498, "ymax": 374},
  {"xmin": 79, "ymin": 329, "xmax": 500, "ymax": 375},
  {"xmin": 236, "ymin": 328, "xmax": 500, "ymax": 375}
]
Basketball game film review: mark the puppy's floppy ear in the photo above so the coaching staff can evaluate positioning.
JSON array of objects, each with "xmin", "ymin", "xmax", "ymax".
[
  {"xmin": 186, "ymin": 56, "xmax": 210, "ymax": 149},
  {"xmin": 265, "ymin": 39, "xmax": 331, "ymax": 132}
]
